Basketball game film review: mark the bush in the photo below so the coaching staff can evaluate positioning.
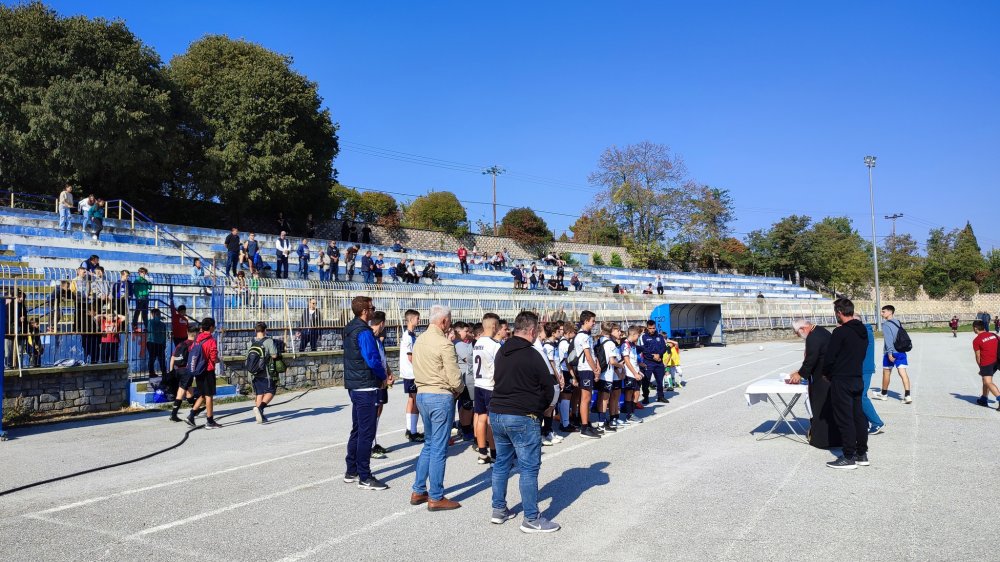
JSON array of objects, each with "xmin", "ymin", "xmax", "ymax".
[
  {"xmin": 592, "ymin": 253, "xmax": 605, "ymax": 266},
  {"xmin": 610, "ymin": 252, "xmax": 624, "ymax": 268},
  {"xmin": 559, "ymin": 252, "xmax": 580, "ymax": 266}
]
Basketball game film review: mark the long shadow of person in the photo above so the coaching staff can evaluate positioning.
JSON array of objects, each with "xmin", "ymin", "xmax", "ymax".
[
  {"xmin": 950, "ymin": 392, "xmax": 993, "ymax": 406},
  {"xmin": 509, "ymin": 461, "xmax": 611, "ymax": 520}
]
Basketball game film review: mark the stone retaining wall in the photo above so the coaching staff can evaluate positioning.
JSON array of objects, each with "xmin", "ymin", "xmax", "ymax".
[
  {"xmin": 3, "ymin": 363, "xmax": 130, "ymax": 418},
  {"xmin": 222, "ymin": 349, "xmax": 399, "ymax": 392}
]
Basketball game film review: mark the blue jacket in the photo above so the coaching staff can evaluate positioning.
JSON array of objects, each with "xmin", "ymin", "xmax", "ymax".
[
  {"xmin": 639, "ymin": 332, "xmax": 667, "ymax": 363},
  {"xmin": 297, "ymin": 243, "xmax": 310, "ymax": 260},
  {"xmin": 343, "ymin": 317, "xmax": 386, "ymax": 389}
]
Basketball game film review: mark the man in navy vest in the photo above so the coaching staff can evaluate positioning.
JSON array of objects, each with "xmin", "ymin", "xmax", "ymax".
[
  {"xmin": 343, "ymin": 295, "xmax": 390, "ymax": 491},
  {"xmin": 638, "ymin": 320, "xmax": 668, "ymax": 404}
]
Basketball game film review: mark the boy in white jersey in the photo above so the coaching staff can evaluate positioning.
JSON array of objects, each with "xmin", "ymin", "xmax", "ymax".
[
  {"xmin": 595, "ymin": 321, "xmax": 623, "ymax": 433},
  {"xmin": 620, "ymin": 325, "xmax": 644, "ymax": 424},
  {"xmin": 400, "ymin": 309, "xmax": 424, "ymax": 442},
  {"xmin": 540, "ymin": 322, "xmax": 565, "ymax": 445},
  {"xmin": 557, "ymin": 322, "xmax": 578, "ymax": 433},
  {"xmin": 473, "ymin": 313, "xmax": 502, "ymax": 463},
  {"xmin": 574, "ymin": 310, "xmax": 602, "ymax": 439},
  {"xmin": 453, "ymin": 321, "xmax": 475, "ymax": 442}
]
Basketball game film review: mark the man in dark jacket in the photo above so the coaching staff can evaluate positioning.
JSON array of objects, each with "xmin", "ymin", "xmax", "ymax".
[
  {"xmin": 343, "ymin": 295, "xmax": 389, "ymax": 491},
  {"xmin": 489, "ymin": 311, "xmax": 560, "ymax": 533},
  {"xmin": 822, "ymin": 298, "xmax": 870, "ymax": 469},
  {"xmin": 789, "ymin": 319, "xmax": 838, "ymax": 449}
]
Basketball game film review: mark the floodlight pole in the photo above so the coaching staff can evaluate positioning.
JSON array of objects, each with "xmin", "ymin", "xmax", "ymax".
[
  {"xmin": 865, "ymin": 155, "xmax": 880, "ymax": 327},
  {"xmin": 483, "ymin": 165, "xmax": 505, "ymax": 236}
]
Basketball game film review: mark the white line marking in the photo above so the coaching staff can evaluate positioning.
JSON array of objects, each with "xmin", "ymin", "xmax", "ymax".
[{"xmin": 683, "ymin": 350, "xmax": 799, "ymax": 381}]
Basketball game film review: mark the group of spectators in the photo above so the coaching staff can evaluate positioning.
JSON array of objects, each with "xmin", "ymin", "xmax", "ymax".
[
  {"xmin": 56, "ymin": 184, "xmax": 107, "ymax": 241},
  {"xmin": 510, "ymin": 262, "xmax": 578, "ymax": 292}
]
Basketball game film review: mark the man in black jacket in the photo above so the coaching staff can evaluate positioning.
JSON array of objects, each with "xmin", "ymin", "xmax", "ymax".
[
  {"xmin": 489, "ymin": 311, "xmax": 560, "ymax": 533},
  {"xmin": 789, "ymin": 319, "xmax": 838, "ymax": 448},
  {"xmin": 822, "ymin": 298, "xmax": 870, "ymax": 469}
]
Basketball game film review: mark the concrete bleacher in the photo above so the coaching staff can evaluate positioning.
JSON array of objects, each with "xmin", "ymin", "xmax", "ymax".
[{"xmin": 583, "ymin": 265, "xmax": 825, "ymax": 300}]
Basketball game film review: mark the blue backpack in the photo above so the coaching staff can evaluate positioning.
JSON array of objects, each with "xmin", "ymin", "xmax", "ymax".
[{"xmin": 187, "ymin": 340, "xmax": 208, "ymax": 376}]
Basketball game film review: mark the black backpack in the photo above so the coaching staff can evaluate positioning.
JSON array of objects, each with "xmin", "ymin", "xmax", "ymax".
[
  {"xmin": 565, "ymin": 336, "xmax": 579, "ymax": 367},
  {"xmin": 246, "ymin": 338, "xmax": 271, "ymax": 379},
  {"xmin": 171, "ymin": 340, "xmax": 191, "ymax": 369},
  {"xmin": 890, "ymin": 320, "xmax": 913, "ymax": 353},
  {"xmin": 594, "ymin": 337, "xmax": 611, "ymax": 373}
]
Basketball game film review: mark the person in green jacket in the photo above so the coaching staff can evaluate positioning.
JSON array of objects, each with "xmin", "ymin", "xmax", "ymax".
[{"xmin": 132, "ymin": 267, "xmax": 152, "ymax": 330}]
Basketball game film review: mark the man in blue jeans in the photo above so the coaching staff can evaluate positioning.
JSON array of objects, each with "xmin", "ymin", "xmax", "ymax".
[
  {"xmin": 224, "ymin": 227, "xmax": 241, "ymax": 278},
  {"xmin": 410, "ymin": 304, "xmax": 463, "ymax": 511},
  {"xmin": 489, "ymin": 310, "xmax": 560, "ymax": 533},
  {"xmin": 342, "ymin": 295, "xmax": 389, "ymax": 491}
]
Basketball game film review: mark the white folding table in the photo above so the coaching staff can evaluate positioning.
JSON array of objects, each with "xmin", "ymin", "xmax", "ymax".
[{"xmin": 745, "ymin": 378, "xmax": 812, "ymax": 444}]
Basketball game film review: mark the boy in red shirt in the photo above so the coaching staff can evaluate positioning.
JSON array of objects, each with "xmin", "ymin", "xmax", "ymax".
[
  {"xmin": 187, "ymin": 317, "xmax": 221, "ymax": 429},
  {"xmin": 972, "ymin": 320, "xmax": 1000, "ymax": 409}
]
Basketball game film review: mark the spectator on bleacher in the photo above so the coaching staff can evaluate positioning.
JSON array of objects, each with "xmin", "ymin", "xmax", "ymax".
[
  {"xmin": 82, "ymin": 255, "xmax": 100, "ymax": 274},
  {"xmin": 538, "ymin": 270, "xmax": 546, "ymax": 288},
  {"xmin": 242, "ymin": 232, "xmax": 259, "ymax": 274},
  {"xmin": 90, "ymin": 266, "xmax": 112, "ymax": 307},
  {"xmin": 556, "ymin": 264, "xmax": 565, "ymax": 283},
  {"xmin": 656, "ymin": 276, "xmax": 664, "ymax": 295},
  {"xmin": 317, "ymin": 246, "xmax": 330, "ymax": 281},
  {"xmin": 613, "ymin": 284, "xmax": 623, "ymax": 294},
  {"xmin": 88, "ymin": 199, "xmax": 106, "ymax": 241},
  {"xmin": 113, "ymin": 270, "xmax": 131, "ymax": 316},
  {"xmin": 457, "ymin": 245, "xmax": 469, "ymax": 274},
  {"xmin": 361, "ymin": 223, "xmax": 372, "ymax": 244},
  {"xmin": 275, "ymin": 232, "xmax": 292, "ymax": 279},
  {"xmin": 298, "ymin": 298, "xmax": 321, "ymax": 352},
  {"xmin": 502, "ymin": 247, "xmax": 511, "ymax": 264},
  {"xmin": 277, "ymin": 213, "xmax": 292, "ymax": 235},
  {"xmin": 297, "ymin": 239, "xmax": 312, "ymax": 279},
  {"xmin": 47, "ymin": 280, "xmax": 74, "ymax": 332},
  {"xmin": 392, "ymin": 259, "xmax": 405, "ymax": 283},
  {"xmin": 361, "ymin": 250, "xmax": 374, "ymax": 284},
  {"xmin": 147, "ymin": 308, "xmax": 168, "ymax": 379},
  {"xmin": 375, "ymin": 253, "xmax": 385, "ymax": 287},
  {"xmin": 190, "ymin": 258, "xmax": 209, "ymax": 295},
  {"xmin": 326, "ymin": 241, "xmax": 340, "ymax": 281},
  {"xmin": 98, "ymin": 307, "xmax": 126, "ymax": 363},
  {"xmin": 642, "ymin": 284, "xmax": 653, "ymax": 295},
  {"xmin": 422, "ymin": 262, "xmax": 439, "ymax": 284},
  {"xmin": 306, "ymin": 214, "xmax": 316, "ymax": 238},
  {"xmin": 169, "ymin": 303, "xmax": 193, "ymax": 346},
  {"xmin": 345, "ymin": 245, "xmax": 359, "ymax": 281},
  {"xmin": 543, "ymin": 253, "xmax": 557, "ymax": 266},
  {"xmin": 392, "ymin": 240, "xmax": 404, "ymax": 253},
  {"xmin": 250, "ymin": 271, "xmax": 260, "ymax": 307},
  {"xmin": 82, "ymin": 309, "xmax": 101, "ymax": 364},
  {"xmin": 570, "ymin": 272, "xmax": 582, "ymax": 292},
  {"xmin": 224, "ymin": 227, "xmax": 241, "ymax": 277},
  {"xmin": 231, "ymin": 271, "xmax": 249, "ymax": 307},
  {"xmin": 132, "ymin": 267, "xmax": 152, "ymax": 330},
  {"xmin": 71, "ymin": 267, "xmax": 90, "ymax": 299},
  {"xmin": 78, "ymin": 194, "xmax": 95, "ymax": 234},
  {"xmin": 4, "ymin": 290, "xmax": 27, "ymax": 368},
  {"xmin": 407, "ymin": 259, "xmax": 420, "ymax": 284},
  {"xmin": 57, "ymin": 184, "xmax": 74, "ymax": 232},
  {"xmin": 511, "ymin": 264, "xmax": 525, "ymax": 290}
]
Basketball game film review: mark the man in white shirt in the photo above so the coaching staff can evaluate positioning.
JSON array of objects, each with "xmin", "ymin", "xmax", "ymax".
[
  {"xmin": 400, "ymin": 309, "xmax": 423, "ymax": 442},
  {"xmin": 57, "ymin": 184, "xmax": 74, "ymax": 232},
  {"xmin": 78, "ymin": 194, "xmax": 95, "ymax": 234},
  {"xmin": 574, "ymin": 310, "xmax": 601, "ymax": 439},
  {"xmin": 473, "ymin": 313, "xmax": 502, "ymax": 464},
  {"xmin": 275, "ymin": 231, "xmax": 292, "ymax": 279}
]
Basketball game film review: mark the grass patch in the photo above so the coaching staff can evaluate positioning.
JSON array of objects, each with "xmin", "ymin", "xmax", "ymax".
[
  {"xmin": 2, "ymin": 395, "xmax": 33, "ymax": 426},
  {"xmin": 904, "ymin": 324, "xmax": 977, "ymax": 334}
]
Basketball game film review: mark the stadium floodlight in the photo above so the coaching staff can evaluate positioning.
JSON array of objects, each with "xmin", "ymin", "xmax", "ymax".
[{"xmin": 865, "ymin": 155, "xmax": 880, "ymax": 327}]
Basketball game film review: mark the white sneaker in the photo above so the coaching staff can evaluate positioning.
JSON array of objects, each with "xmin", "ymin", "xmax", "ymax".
[
  {"xmin": 549, "ymin": 433, "xmax": 564, "ymax": 444},
  {"xmin": 541, "ymin": 435, "xmax": 553, "ymax": 446},
  {"xmin": 903, "ymin": 395, "xmax": 912, "ymax": 404},
  {"xmin": 873, "ymin": 392, "xmax": 888, "ymax": 401}
]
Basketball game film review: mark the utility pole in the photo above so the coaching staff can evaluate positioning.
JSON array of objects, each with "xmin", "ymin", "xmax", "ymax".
[
  {"xmin": 482, "ymin": 165, "xmax": 505, "ymax": 235},
  {"xmin": 884, "ymin": 213, "xmax": 903, "ymax": 248},
  {"xmin": 865, "ymin": 155, "xmax": 880, "ymax": 327}
]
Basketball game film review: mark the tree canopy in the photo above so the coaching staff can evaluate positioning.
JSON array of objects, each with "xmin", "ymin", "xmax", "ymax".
[
  {"xmin": 403, "ymin": 191, "xmax": 468, "ymax": 235},
  {"xmin": 499, "ymin": 207, "xmax": 552, "ymax": 254}
]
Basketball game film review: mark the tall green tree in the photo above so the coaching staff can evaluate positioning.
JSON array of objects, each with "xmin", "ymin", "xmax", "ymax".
[
  {"xmin": 167, "ymin": 35, "xmax": 339, "ymax": 224},
  {"xmin": 682, "ymin": 184, "xmax": 735, "ymax": 272},
  {"xmin": 949, "ymin": 222, "xmax": 987, "ymax": 297},
  {"xmin": 880, "ymin": 233, "xmax": 924, "ymax": 299},
  {"xmin": 801, "ymin": 217, "xmax": 872, "ymax": 296},
  {"xmin": 569, "ymin": 208, "xmax": 622, "ymax": 245},
  {"xmin": 403, "ymin": 191, "xmax": 467, "ymax": 234},
  {"xmin": 745, "ymin": 215, "xmax": 812, "ymax": 277},
  {"xmin": 923, "ymin": 228, "xmax": 955, "ymax": 298},
  {"xmin": 982, "ymin": 249, "xmax": 1000, "ymax": 293},
  {"xmin": 499, "ymin": 207, "xmax": 552, "ymax": 255},
  {"xmin": 0, "ymin": 2, "xmax": 179, "ymax": 200}
]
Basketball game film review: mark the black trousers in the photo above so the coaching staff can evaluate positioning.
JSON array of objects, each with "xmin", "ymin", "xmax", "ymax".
[
  {"xmin": 829, "ymin": 376, "xmax": 868, "ymax": 458},
  {"xmin": 147, "ymin": 342, "xmax": 167, "ymax": 377},
  {"xmin": 276, "ymin": 255, "xmax": 289, "ymax": 278}
]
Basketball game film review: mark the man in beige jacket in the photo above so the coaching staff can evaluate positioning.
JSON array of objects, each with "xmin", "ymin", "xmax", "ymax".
[{"xmin": 410, "ymin": 304, "xmax": 464, "ymax": 511}]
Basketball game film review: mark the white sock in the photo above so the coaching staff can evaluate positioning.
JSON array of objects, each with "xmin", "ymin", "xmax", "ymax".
[
  {"xmin": 407, "ymin": 413, "xmax": 418, "ymax": 433},
  {"xmin": 558, "ymin": 399, "xmax": 570, "ymax": 426}
]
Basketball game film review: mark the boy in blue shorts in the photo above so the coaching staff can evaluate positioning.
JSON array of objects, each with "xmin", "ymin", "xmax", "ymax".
[{"xmin": 876, "ymin": 305, "xmax": 912, "ymax": 404}]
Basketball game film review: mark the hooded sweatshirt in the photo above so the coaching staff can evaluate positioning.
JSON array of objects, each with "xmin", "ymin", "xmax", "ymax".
[
  {"xmin": 195, "ymin": 331, "xmax": 219, "ymax": 373},
  {"xmin": 822, "ymin": 318, "xmax": 868, "ymax": 379},
  {"xmin": 491, "ymin": 335, "xmax": 555, "ymax": 417}
]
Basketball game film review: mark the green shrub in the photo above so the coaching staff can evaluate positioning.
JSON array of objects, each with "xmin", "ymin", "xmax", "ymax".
[
  {"xmin": 610, "ymin": 252, "xmax": 624, "ymax": 268},
  {"xmin": 592, "ymin": 253, "xmax": 605, "ymax": 266}
]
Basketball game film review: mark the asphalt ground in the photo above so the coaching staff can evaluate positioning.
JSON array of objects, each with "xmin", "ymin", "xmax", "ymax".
[{"xmin": 0, "ymin": 332, "xmax": 996, "ymax": 561}]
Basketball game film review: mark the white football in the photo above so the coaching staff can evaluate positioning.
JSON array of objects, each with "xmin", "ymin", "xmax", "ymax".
[{"xmin": 758, "ymin": 345, "xmax": 764, "ymax": 351}]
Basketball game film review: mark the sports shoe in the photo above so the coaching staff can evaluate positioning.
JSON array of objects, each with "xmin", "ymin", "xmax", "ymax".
[
  {"xmin": 976, "ymin": 396, "xmax": 989, "ymax": 407},
  {"xmin": 358, "ymin": 477, "xmax": 389, "ymax": 491},
  {"xmin": 634, "ymin": 402, "xmax": 645, "ymax": 410},
  {"xmin": 594, "ymin": 424, "xmax": 606, "ymax": 434},
  {"xmin": 371, "ymin": 447, "xmax": 387, "ymax": 460},
  {"xmin": 641, "ymin": 397, "xmax": 650, "ymax": 405},
  {"xmin": 344, "ymin": 473, "xmax": 359, "ymax": 483},
  {"xmin": 253, "ymin": 406, "xmax": 263, "ymax": 424},
  {"xmin": 903, "ymin": 395, "xmax": 913, "ymax": 404},
  {"xmin": 491, "ymin": 508, "xmax": 516, "ymax": 524},
  {"xmin": 826, "ymin": 456, "xmax": 857, "ymax": 470},
  {"xmin": 477, "ymin": 453, "xmax": 494, "ymax": 465},
  {"xmin": 450, "ymin": 427, "xmax": 460, "ymax": 438},
  {"xmin": 618, "ymin": 418, "xmax": 631, "ymax": 426},
  {"xmin": 854, "ymin": 453, "xmax": 870, "ymax": 466},
  {"xmin": 603, "ymin": 423, "xmax": 617, "ymax": 433},
  {"xmin": 406, "ymin": 430, "xmax": 425, "ymax": 442},
  {"xmin": 559, "ymin": 424, "xmax": 577, "ymax": 433},
  {"xmin": 656, "ymin": 397, "xmax": 669, "ymax": 403},
  {"xmin": 549, "ymin": 433, "xmax": 564, "ymax": 444},
  {"xmin": 520, "ymin": 516, "xmax": 561, "ymax": 533},
  {"xmin": 259, "ymin": 413, "xmax": 268, "ymax": 424},
  {"xmin": 868, "ymin": 424, "xmax": 885, "ymax": 435},
  {"xmin": 579, "ymin": 426, "xmax": 601, "ymax": 439},
  {"xmin": 169, "ymin": 414, "xmax": 182, "ymax": 423},
  {"xmin": 874, "ymin": 392, "xmax": 888, "ymax": 401},
  {"xmin": 184, "ymin": 415, "xmax": 196, "ymax": 427},
  {"xmin": 541, "ymin": 435, "xmax": 553, "ymax": 446},
  {"xmin": 205, "ymin": 420, "xmax": 222, "ymax": 430}
]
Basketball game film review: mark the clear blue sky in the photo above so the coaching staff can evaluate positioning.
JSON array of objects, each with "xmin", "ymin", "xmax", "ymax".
[{"xmin": 42, "ymin": 0, "xmax": 1000, "ymax": 251}]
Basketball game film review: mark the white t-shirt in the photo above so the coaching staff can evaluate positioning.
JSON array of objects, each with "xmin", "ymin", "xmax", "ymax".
[
  {"xmin": 574, "ymin": 332, "xmax": 594, "ymax": 373},
  {"xmin": 399, "ymin": 329, "xmax": 417, "ymax": 379},
  {"xmin": 542, "ymin": 340, "xmax": 560, "ymax": 372},
  {"xmin": 557, "ymin": 338, "xmax": 570, "ymax": 372},
  {"xmin": 79, "ymin": 199, "xmax": 93, "ymax": 216},
  {"xmin": 599, "ymin": 337, "xmax": 620, "ymax": 382},
  {"xmin": 473, "ymin": 337, "xmax": 502, "ymax": 390},
  {"xmin": 621, "ymin": 340, "xmax": 641, "ymax": 379}
]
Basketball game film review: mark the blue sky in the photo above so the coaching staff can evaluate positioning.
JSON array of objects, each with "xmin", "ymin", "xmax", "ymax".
[{"xmin": 42, "ymin": 0, "xmax": 1000, "ymax": 251}]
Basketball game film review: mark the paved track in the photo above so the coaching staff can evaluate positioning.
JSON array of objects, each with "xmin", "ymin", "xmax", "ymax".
[{"xmin": 1, "ymin": 333, "xmax": 996, "ymax": 561}]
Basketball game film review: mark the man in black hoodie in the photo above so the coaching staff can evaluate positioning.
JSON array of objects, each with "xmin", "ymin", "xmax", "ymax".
[
  {"xmin": 489, "ymin": 311, "xmax": 560, "ymax": 533},
  {"xmin": 822, "ymin": 298, "xmax": 870, "ymax": 469}
]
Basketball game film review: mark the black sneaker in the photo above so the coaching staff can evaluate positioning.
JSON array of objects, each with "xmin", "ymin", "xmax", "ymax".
[
  {"xmin": 205, "ymin": 420, "xmax": 222, "ymax": 430},
  {"xmin": 358, "ymin": 477, "xmax": 389, "ymax": 491},
  {"xmin": 343, "ymin": 473, "xmax": 359, "ymax": 483},
  {"xmin": 184, "ymin": 415, "xmax": 196, "ymax": 428},
  {"xmin": 406, "ymin": 430, "xmax": 425, "ymax": 442},
  {"xmin": 559, "ymin": 424, "xmax": 577, "ymax": 433},
  {"xmin": 854, "ymin": 453, "xmax": 870, "ymax": 466},
  {"xmin": 826, "ymin": 456, "xmax": 857, "ymax": 470},
  {"xmin": 641, "ymin": 397, "xmax": 650, "ymax": 405},
  {"xmin": 656, "ymin": 397, "xmax": 669, "ymax": 403},
  {"xmin": 169, "ymin": 414, "xmax": 182, "ymax": 423},
  {"xmin": 976, "ymin": 397, "xmax": 989, "ymax": 407},
  {"xmin": 477, "ymin": 453, "xmax": 494, "ymax": 464},
  {"xmin": 579, "ymin": 426, "xmax": 601, "ymax": 439},
  {"xmin": 603, "ymin": 423, "xmax": 617, "ymax": 433},
  {"xmin": 594, "ymin": 424, "xmax": 606, "ymax": 434}
]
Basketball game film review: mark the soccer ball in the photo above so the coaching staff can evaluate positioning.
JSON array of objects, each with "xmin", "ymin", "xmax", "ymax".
[{"xmin": 758, "ymin": 345, "xmax": 764, "ymax": 351}]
